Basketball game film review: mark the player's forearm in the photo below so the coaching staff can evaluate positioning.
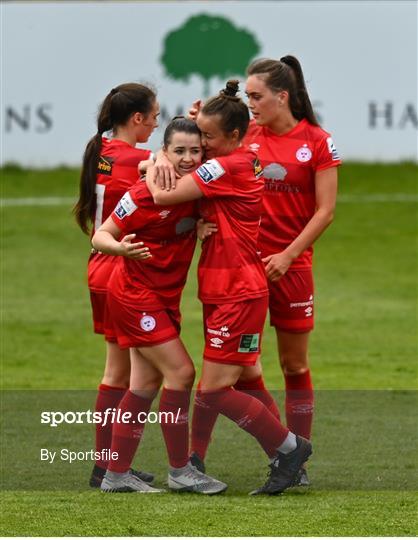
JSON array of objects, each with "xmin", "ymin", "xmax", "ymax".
[
  {"xmin": 151, "ymin": 188, "xmax": 185, "ymax": 206},
  {"xmin": 145, "ymin": 171, "xmax": 169, "ymax": 204},
  {"xmin": 283, "ymin": 208, "xmax": 335, "ymax": 261},
  {"xmin": 91, "ymin": 230, "xmax": 122, "ymax": 256},
  {"xmin": 146, "ymin": 170, "xmax": 191, "ymax": 205}
]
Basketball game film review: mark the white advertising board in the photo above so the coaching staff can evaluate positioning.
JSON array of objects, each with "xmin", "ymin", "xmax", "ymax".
[{"xmin": 1, "ymin": 0, "xmax": 417, "ymax": 166}]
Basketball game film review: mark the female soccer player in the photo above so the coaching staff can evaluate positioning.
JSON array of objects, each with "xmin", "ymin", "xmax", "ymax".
[
  {"xmin": 92, "ymin": 117, "xmax": 228, "ymax": 494},
  {"xmin": 188, "ymin": 57, "xmax": 340, "ymax": 486},
  {"xmin": 244, "ymin": 56, "xmax": 341, "ymax": 485},
  {"xmin": 146, "ymin": 80, "xmax": 312, "ymax": 495},
  {"xmin": 73, "ymin": 83, "xmax": 159, "ymax": 488}
]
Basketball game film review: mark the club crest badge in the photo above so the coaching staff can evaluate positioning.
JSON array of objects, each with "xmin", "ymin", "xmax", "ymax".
[
  {"xmin": 296, "ymin": 144, "xmax": 312, "ymax": 162},
  {"xmin": 140, "ymin": 314, "xmax": 156, "ymax": 332}
]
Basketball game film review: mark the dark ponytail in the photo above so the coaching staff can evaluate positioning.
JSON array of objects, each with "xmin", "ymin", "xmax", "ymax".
[
  {"xmin": 247, "ymin": 56, "xmax": 319, "ymax": 126},
  {"xmin": 74, "ymin": 83, "xmax": 156, "ymax": 234},
  {"xmin": 201, "ymin": 79, "xmax": 249, "ymax": 140}
]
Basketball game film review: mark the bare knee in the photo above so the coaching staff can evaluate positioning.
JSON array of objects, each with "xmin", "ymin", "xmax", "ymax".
[
  {"xmin": 280, "ymin": 353, "xmax": 309, "ymax": 376},
  {"xmin": 239, "ymin": 362, "xmax": 262, "ymax": 383},
  {"xmin": 130, "ymin": 373, "xmax": 162, "ymax": 395},
  {"xmin": 277, "ymin": 331, "xmax": 310, "ymax": 375},
  {"xmin": 102, "ymin": 364, "xmax": 130, "ymax": 388},
  {"xmin": 166, "ymin": 363, "xmax": 195, "ymax": 390},
  {"xmin": 102, "ymin": 343, "xmax": 130, "ymax": 387},
  {"xmin": 102, "ymin": 374, "xmax": 130, "ymax": 388}
]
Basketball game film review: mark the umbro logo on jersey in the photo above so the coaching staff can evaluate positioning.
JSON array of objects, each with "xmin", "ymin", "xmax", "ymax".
[
  {"xmin": 159, "ymin": 210, "xmax": 171, "ymax": 219},
  {"xmin": 98, "ymin": 155, "xmax": 114, "ymax": 175}
]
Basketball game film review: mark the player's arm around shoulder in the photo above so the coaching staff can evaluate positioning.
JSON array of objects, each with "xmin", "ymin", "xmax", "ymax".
[{"xmin": 146, "ymin": 165, "xmax": 203, "ymax": 205}]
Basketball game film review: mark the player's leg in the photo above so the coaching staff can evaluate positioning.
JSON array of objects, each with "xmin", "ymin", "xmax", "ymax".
[
  {"xmin": 96, "ymin": 341, "xmax": 130, "ymax": 465},
  {"xmin": 235, "ymin": 359, "xmax": 281, "ymax": 420},
  {"xmin": 270, "ymin": 269, "xmax": 315, "ymax": 486},
  {"xmin": 190, "ymin": 379, "xmax": 215, "ymax": 470},
  {"xmin": 89, "ymin": 287, "xmax": 132, "ymax": 486},
  {"xmin": 276, "ymin": 329, "xmax": 313, "ymax": 439},
  {"xmin": 194, "ymin": 296, "xmax": 312, "ymax": 494},
  {"xmin": 90, "ymin": 341, "xmax": 130, "ymax": 486},
  {"xmin": 102, "ymin": 348, "xmax": 164, "ymax": 492},
  {"xmin": 276, "ymin": 329, "xmax": 313, "ymax": 486},
  {"xmin": 101, "ymin": 340, "xmax": 130, "ymax": 387},
  {"xmin": 138, "ymin": 338, "xmax": 195, "ymax": 470},
  {"xmin": 91, "ymin": 292, "xmax": 154, "ymax": 487},
  {"xmin": 93, "ymin": 289, "xmax": 130, "ymax": 464},
  {"xmin": 191, "ymin": 298, "xmax": 278, "ymax": 466},
  {"xmin": 137, "ymin": 338, "xmax": 227, "ymax": 494},
  {"xmin": 101, "ymin": 300, "xmax": 180, "ymax": 492},
  {"xmin": 198, "ymin": 360, "xmax": 288, "ymax": 459},
  {"xmin": 190, "ymin": 358, "xmax": 280, "ymax": 471},
  {"xmin": 105, "ymin": 307, "xmax": 186, "ymax": 477},
  {"xmin": 197, "ymin": 359, "xmax": 312, "ymax": 495}
]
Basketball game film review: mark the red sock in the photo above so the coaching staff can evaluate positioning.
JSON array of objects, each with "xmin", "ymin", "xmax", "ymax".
[
  {"xmin": 94, "ymin": 384, "xmax": 126, "ymax": 468},
  {"xmin": 197, "ymin": 387, "xmax": 289, "ymax": 458},
  {"xmin": 285, "ymin": 370, "xmax": 314, "ymax": 440},
  {"xmin": 107, "ymin": 390, "xmax": 154, "ymax": 473},
  {"xmin": 190, "ymin": 381, "xmax": 219, "ymax": 460},
  {"xmin": 234, "ymin": 376, "xmax": 281, "ymax": 421},
  {"xmin": 159, "ymin": 387, "xmax": 190, "ymax": 468},
  {"xmin": 191, "ymin": 378, "xmax": 281, "ymax": 460}
]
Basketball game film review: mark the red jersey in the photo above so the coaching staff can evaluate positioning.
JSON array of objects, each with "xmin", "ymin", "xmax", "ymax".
[
  {"xmin": 244, "ymin": 119, "xmax": 341, "ymax": 268},
  {"xmin": 191, "ymin": 146, "xmax": 268, "ymax": 304},
  {"xmin": 109, "ymin": 181, "xmax": 197, "ymax": 310},
  {"xmin": 88, "ymin": 138, "xmax": 151, "ymax": 293}
]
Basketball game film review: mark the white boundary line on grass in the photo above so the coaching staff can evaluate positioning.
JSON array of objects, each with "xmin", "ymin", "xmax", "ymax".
[
  {"xmin": 0, "ymin": 193, "xmax": 417, "ymax": 207},
  {"xmin": 338, "ymin": 193, "xmax": 418, "ymax": 203},
  {"xmin": 0, "ymin": 196, "xmax": 75, "ymax": 207}
]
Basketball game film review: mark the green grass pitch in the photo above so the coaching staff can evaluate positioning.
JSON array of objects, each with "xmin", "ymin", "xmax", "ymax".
[{"xmin": 1, "ymin": 162, "xmax": 417, "ymax": 536}]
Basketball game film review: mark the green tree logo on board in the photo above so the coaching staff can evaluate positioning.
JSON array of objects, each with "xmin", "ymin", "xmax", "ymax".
[{"xmin": 161, "ymin": 14, "xmax": 260, "ymax": 97}]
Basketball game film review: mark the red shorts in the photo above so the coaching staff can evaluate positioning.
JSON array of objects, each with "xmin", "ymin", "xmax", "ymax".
[
  {"xmin": 203, "ymin": 296, "xmax": 268, "ymax": 366},
  {"xmin": 89, "ymin": 290, "xmax": 117, "ymax": 343},
  {"xmin": 106, "ymin": 292, "xmax": 181, "ymax": 349},
  {"xmin": 268, "ymin": 269, "xmax": 314, "ymax": 333}
]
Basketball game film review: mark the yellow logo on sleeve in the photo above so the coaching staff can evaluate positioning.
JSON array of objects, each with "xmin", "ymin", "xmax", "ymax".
[
  {"xmin": 253, "ymin": 158, "xmax": 263, "ymax": 178},
  {"xmin": 98, "ymin": 156, "xmax": 114, "ymax": 175}
]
